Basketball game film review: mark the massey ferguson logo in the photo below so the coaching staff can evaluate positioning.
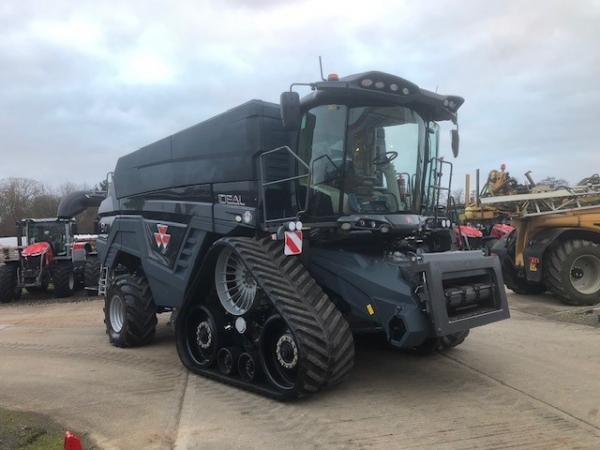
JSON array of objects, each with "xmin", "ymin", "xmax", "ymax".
[{"xmin": 154, "ymin": 224, "xmax": 171, "ymax": 253}]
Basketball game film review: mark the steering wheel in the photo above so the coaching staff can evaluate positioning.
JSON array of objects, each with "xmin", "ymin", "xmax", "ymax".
[{"xmin": 371, "ymin": 151, "xmax": 398, "ymax": 166}]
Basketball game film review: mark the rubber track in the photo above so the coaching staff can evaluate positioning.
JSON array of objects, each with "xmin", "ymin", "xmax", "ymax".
[{"xmin": 226, "ymin": 237, "xmax": 355, "ymax": 396}]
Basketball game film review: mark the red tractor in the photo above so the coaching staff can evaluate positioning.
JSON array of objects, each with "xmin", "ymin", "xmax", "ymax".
[
  {"xmin": 0, "ymin": 218, "xmax": 100, "ymax": 303},
  {"xmin": 0, "ymin": 190, "xmax": 106, "ymax": 303}
]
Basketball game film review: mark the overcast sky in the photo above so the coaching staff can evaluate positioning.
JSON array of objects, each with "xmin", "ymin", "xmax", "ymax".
[{"xmin": 1, "ymin": 0, "xmax": 599, "ymax": 194}]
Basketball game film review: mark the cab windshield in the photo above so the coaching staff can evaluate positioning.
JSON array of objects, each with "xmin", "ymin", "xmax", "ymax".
[
  {"xmin": 298, "ymin": 104, "xmax": 439, "ymax": 217},
  {"xmin": 26, "ymin": 222, "xmax": 67, "ymax": 255}
]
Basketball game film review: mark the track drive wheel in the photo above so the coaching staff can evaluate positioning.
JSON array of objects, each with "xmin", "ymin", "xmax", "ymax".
[
  {"xmin": 260, "ymin": 315, "xmax": 300, "ymax": 391},
  {"xmin": 51, "ymin": 263, "xmax": 76, "ymax": 298},
  {"xmin": 0, "ymin": 265, "xmax": 19, "ymax": 303},
  {"xmin": 104, "ymin": 273, "xmax": 158, "ymax": 347},
  {"xmin": 544, "ymin": 239, "xmax": 600, "ymax": 306},
  {"xmin": 84, "ymin": 256, "xmax": 101, "ymax": 297}
]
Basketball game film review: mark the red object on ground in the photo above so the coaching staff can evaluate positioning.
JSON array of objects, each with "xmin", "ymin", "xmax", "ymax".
[{"xmin": 64, "ymin": 431, "xmax": 83, "ymax": 450}]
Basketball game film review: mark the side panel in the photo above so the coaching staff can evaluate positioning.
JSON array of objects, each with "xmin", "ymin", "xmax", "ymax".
[
  {"xmin": 97, "ymin": 215, "xmax": 213, "ymax": 308},
  {"xmin": 113, "ymin": 100, "xmax": 288, "ymax": 199}
]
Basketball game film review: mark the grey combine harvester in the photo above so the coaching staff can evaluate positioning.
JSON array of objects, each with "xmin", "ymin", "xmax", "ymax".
[{"xmin": 61, "ymin": 70, "xmax": 510, "ymax": 399}]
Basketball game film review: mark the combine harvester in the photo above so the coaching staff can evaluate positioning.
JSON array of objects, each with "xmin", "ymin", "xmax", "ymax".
[{"xmin": 60, "ymin": 69, "xmax": 511, "ymax": 399}]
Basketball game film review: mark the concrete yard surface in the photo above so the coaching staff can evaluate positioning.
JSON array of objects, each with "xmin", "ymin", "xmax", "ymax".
[{"xmin": 0, "ymin": 292, "xmax": 599, "ymax": 449}]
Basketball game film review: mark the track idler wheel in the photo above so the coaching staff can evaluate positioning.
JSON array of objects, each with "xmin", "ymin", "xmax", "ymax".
[
  {"xmin": 217, "ymin": 346, "xmax": 242, "ymax": 376},
  {"xmin": 260, "ymin": 315, "xmax": 300, "ymax": 391},
  {"xmin": 184, "ymin": 305, "xmax": 226, "ymax": 368},
  {"xmin": 238, "ymin": 351, "xmax": 262, "ymax": 383}
]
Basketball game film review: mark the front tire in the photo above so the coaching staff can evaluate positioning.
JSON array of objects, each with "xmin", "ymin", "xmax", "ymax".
[
  {"xmin": 104, "ymin": 273, "xmax": 157, "ymax": 347},
  {"xmin": 544, "ymin": 239, "xmax": 600, "ymax": 306},
  {"xmin": 415, "ymin": 330, "xmax": 470, "ymax": 355},
  {"xmin": 0, "ymin": 265, "xmax": 19, "ymax": 303}
]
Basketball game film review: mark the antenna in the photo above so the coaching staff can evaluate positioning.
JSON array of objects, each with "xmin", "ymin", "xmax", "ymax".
[{"xmin": 318, "ymin": 56, "xmax": 326, "ymax": 81}]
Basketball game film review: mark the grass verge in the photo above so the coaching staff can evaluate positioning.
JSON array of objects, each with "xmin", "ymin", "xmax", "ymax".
[{"xmin": 0, "ymin": 408, "xmax": 98, "ymax": 450}]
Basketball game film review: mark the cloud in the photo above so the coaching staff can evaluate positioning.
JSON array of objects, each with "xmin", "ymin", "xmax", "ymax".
[{"xmin": 0, "ymin": 0, "xmax": 599, "ymax": 191}]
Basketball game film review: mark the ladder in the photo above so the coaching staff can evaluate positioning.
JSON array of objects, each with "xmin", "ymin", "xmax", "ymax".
[{"xmin": 98, "ymin": 266, "xmax": 109, "ymax": 296}]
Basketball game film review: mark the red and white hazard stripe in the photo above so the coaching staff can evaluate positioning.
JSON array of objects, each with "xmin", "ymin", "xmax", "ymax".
[{"xmin": 284, "ymin": 231, "xmax": 303, "ymax": 255}]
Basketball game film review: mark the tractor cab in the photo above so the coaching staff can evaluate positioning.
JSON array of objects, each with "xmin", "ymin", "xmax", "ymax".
[
  {"xmin": 276, "ymin": 71, "xmax": 463, "ymax": 238},
  {"xmin": 20, "ymin": 218, "xmax": 76, "ymax": 257}
]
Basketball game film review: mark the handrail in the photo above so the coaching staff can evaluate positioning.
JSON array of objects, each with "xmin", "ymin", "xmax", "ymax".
[{"xmin": 258, "ymin": 146, "xmax": 309, "ymax": 228}]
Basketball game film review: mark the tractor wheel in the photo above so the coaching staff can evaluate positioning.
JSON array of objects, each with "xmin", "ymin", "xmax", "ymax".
[
  {"xmin": 415, "ymin": 330, "xmax": 470, "ymax": 355},
  {"xmin": 84, "ymin": 256, "xmax": 101, "ymax": 297},
  {"xmin": 0, "ymin": 265, "xmax": 19, "ymax": 303},
  {"xmin": 51, "ymin": 263, "xmax": 76, "ymax": 298},
  {"xmin": 437, "ymin": 330, "xmax": 470, "ymax": 351},
  {"xmin": 104, "ymin": 273, "xmax": 157, "ymax": 347},
  {"xmin": 544, "ymin": 239, "xmax": 600, "ymax": 306}
]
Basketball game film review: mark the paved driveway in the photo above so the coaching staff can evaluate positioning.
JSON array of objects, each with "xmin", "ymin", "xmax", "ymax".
[{"xmin": 0, "ymin": 292, "xmax": 599, "ymax": 449}]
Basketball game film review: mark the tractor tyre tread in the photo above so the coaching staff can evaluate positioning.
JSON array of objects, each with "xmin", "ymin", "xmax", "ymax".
[
  {"xmin": 0, "ymin": 265, "xmax": 19, "ymax": 303},
  {"xmin": 51, "ymin": 263, "xmax": 76, "ymax": 298},
  {"xmin": 104, "ymin": 273, "xmax": 157, "ymax": 347},
  {"xmin": 544, "ymin": 239, "xmax": 600, "ymax": 306}
]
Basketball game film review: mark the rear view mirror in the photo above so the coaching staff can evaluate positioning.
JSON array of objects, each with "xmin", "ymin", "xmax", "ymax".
[
  {"xmin": 280, "ymin": 91, "xmax": 301, "ymax": 132},
  {"xmin": 451, "ymin": 129, "xmax": 459, "ymax": 158}
]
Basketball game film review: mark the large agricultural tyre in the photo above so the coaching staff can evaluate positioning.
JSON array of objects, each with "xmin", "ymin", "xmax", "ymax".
[
  {"xmin": 104, "ymin": 273, "xmax": 157, "ymax": 347},
  {"xmin": 0, "ymin": 264, "xmax": 20, "ymax": 303},
  {"xmin": 51, "ymin": 263, "xmax": 76, "ymax": 298},
  {"xmin": 544, "ymin": 239, "xmax": 600, "ymax": 306},
  {"xmin": 84, "ymin": 256, "xmax": 101, "ymax": 297},
  {"xmin": 415, "ymin": 330, "xmax": 470, "ymax": 355}
]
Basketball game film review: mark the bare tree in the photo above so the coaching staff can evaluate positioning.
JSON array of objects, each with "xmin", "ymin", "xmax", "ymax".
[
  {"xmin": 0, "ymin": 178, "xmax": 105, "ymax": 237},
  {"xmin": 451, "ymin": 188, "xmax": 465, "ymax": 205},
  {"xmin": 537, "ymin": 177, "xmax": 569, "ymax": 189},
  {"xmin": 0, "ymin": 178, "xmax": 43, "ymax": 236}
]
